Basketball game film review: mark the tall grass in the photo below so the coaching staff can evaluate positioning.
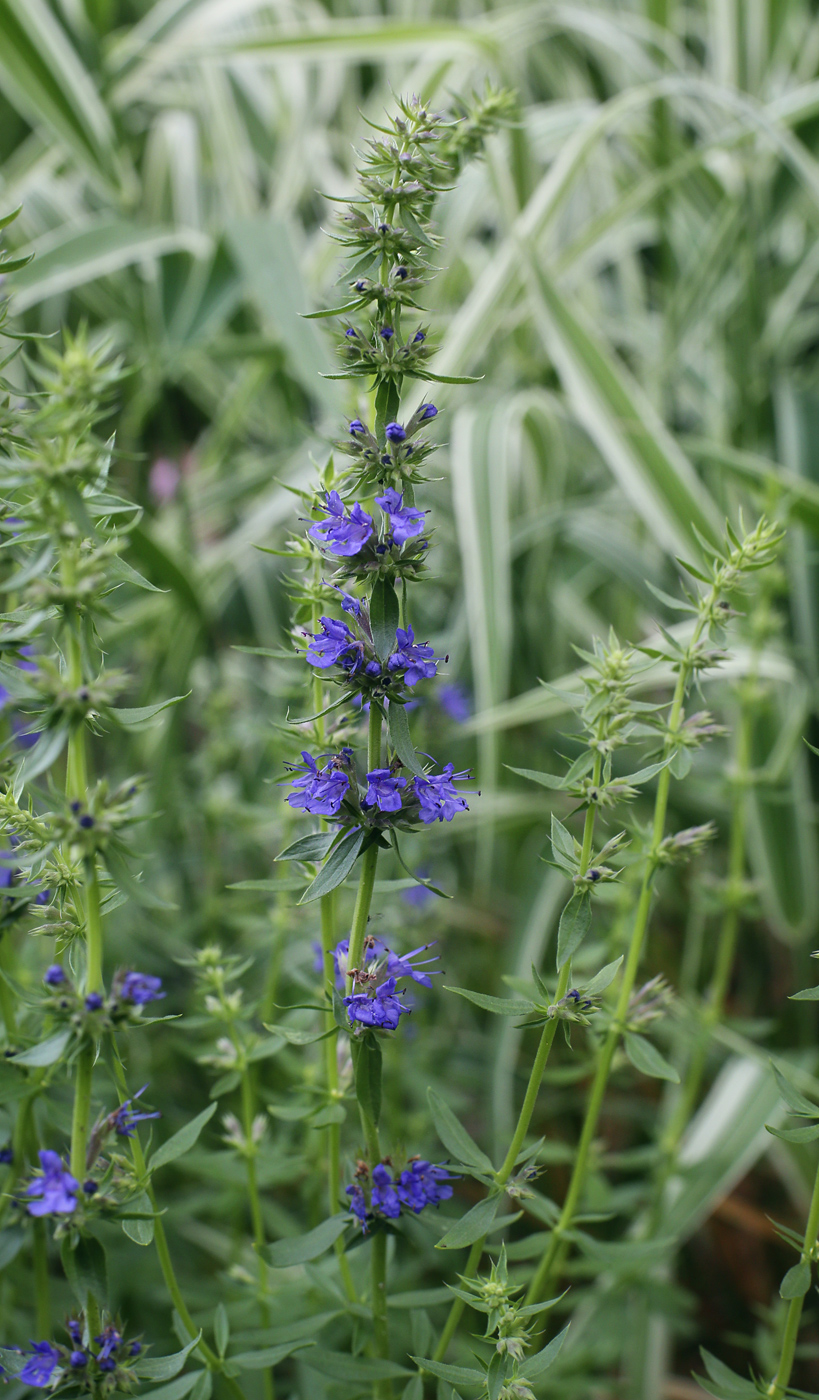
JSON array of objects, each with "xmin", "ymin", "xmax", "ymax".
[{"xmin": 1, "ymin": 0, "xmax": 819, "ymax": 1395}]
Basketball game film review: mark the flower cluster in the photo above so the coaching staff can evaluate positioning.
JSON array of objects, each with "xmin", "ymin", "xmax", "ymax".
[
  {"xmin": 42, "ymin": 965, "xmax": 165, "ymax": 1028},
  {"xmin": 286, "ymin": 750, "xmax": 473, "ymax": 829},
  {"xmin": 16, "ymin": 1318, "xmax": 142, "ymax": 1393},
  {"xmin": 346, "ymin": 1157, "xmax": 456, "ymax": 1232},
  {"xmin": 340, "ymin": 934, "xmax": 442, "ymax": 1031},
  {"xmin": 304, "ymin": 617, "xmax": 441, "ymax": 694}
]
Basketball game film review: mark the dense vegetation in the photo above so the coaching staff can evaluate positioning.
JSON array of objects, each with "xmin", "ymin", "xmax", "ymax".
[{"xmin": 2, "ymin": 2, "xmax": 819, "ymax": 1398}]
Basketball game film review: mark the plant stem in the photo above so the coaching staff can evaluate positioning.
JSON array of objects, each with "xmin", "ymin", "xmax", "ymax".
[
  {"xmin": 70, "ymin": 1044, "xmax": 94, "ymax": 1181},
  {"xmin": 525, "ymin": 627, "xmax": 703, "ymax": 1306},
  {"xmin": 433, "ymin": 780, "xmax": 601, "ymax": 1359},
  {"xmin": 766, "ymin": 1155, "xmax": 819, "ymax": 1399},
  {"xmin": 32, "ymin": 1218, "xmax": 50, "ymax": 1337}
]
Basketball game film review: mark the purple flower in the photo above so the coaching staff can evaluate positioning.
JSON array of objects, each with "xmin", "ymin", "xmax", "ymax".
[
  {"xmin": 370, "ymin": 1163, "xmax": 401, "ymax": 1218},
  {"xmin": 344, "ymin": 977, "xmax": 409, "ymax": 1030},
  {"xmin": 329, "ymin": 936, "xmax": 382, "ymax": 990},
  {"xmin": 43, "ymin": 965, "xmax": 66, "ymax": 987},
  {"xmin": 85, "ymin": 992, "xmax": 103, "ymax": 1011},
  {"xmin": 413, "ymin": 331, "xmax": 426, "ymax": 343},
  {"xmin": 384, "ymin": 422, "xmax": 406, "ymax": 444},
  {"xmin": 379, "ymin": 327, "xmax": 394, "ymax": 341},
  {"xmin": 414, "ymin": 765, "xmax": 472, "ymax": 823},
  {"xmin": 24, "ymin": 1150, "xmax": 79, "ymax": 1217},
  {"xmin": 439, "ymin": 682, "xmax": 471, "ymax": 723},
  {"xmin": 110, "ymin": 1086, "xmax": 161, "ymax": 1138},
  {"xmin": 346, "ymin": 1180, "xmax": 369, "ymax": 1229},
  {"xmin": 349, "ymin": 419, "xmax": 366, "ymax": 435},
  {"xmin": 309, "ymin": 492, "xmax": 373, "ymax": 557},
  {"xmin": 388, "ymin": 626, "xmax": 440, "ymax": 687},
  {"xmin": 397, "ymin": 1160, "xmax": 456, "ymax": 1213},
  {"xmin": 119, "ymin": 971, "xmax": 165, "ymax": 1006},
  {"xmin": 375, "ymin": 489, "xmax": 426, "ymax": 546},
  {"xmin": 334, "ymin": 587, "xmax": 361, "ymax": 618},
  {"xmin": 286, "ymin": 752, "xmax": 350, "ymax": 818},
  {"xmin": 0, "ymin": 1146, "xmax": 13, "ymax": 1165},
  {"xmin": 385, "ymin": 942, "xmax": 442, "ymax": 988},
  {"xmin": 363, "ymin": 769, "xmax": 406, "ymax": 813},
  {"xmin": 67, "ymin": 1322, "xmax": 82, "ymax": 1346},
  {"xmin": 304, "ymin": 617, "xmax": 362, "ymax": 672},
  {"xmin": 419, "ymin": 402, "xmax": 437, "ymax": 419},
  {"xmin": 94, "ymin": 1327, "xmax": 122, "ymax": 1363},
  {"xmin": 70, "ymin": 1352, "xmax": 87, "ymax": 1369},
  {"xmin": 19, "ymin": 1342, "xmax": 61, "ymax": 1388}
]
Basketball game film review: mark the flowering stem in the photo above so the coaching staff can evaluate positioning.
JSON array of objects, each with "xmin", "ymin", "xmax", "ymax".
[
  {"xmin": 345, "ymin": 706, "xmax": 382, "ymax": 992},
  {"xmin": 655, "ymin": 701, "xmax": 750, "ymax": 1194},
  {"xmin": 766, "ymin": 1154, "xmax": 819, "ymax": 1399},
  {"xmin": 310, "ymin": 598, "xmax": 356, "ymax": 1301},
  {"xmin": 525, "ymin": 625, "xmax": 705, "ymax": 1307},
  {"xmin": 434, "ymin": 778, "xmax": 601, "ymax": 1360}
]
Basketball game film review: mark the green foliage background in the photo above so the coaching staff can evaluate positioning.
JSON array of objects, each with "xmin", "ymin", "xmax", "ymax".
[{"xmin": 2, "ymin": 0, "xmax": 819, "ymax": 1394}]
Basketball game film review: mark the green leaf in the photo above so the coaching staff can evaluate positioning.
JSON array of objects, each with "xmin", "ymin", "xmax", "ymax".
[
  {"xmin": 789, "ymin": 986, "xmax": 819, "ymax": 1001},
  {"xmin": 11, "ymin": 1028, "xmax": 71, "ymax": 1067},
  {"xmin": 140, "ymin": 1373, "xmax": 206, "ymax": 1400},
  {"xmin": 766, "ymin": 1123, "xmax": 819, "ymax": 1144},
  {"xmin": 263, "ymin": 1023, "xmax": 334, "ymax": 1046},
  {"xmin": 370, "ymin": 578, "xmax": 399, "ymax": 663},
  {"xmin": 266, "ymin": 1213, "xmax": 350, "ymax": 1267},
  {"xmin": 624, "ymin": 1033, "xmax": 680, "ymax": 1083},
  {"xmin": 122, "ymin": 1190, "xmax": 154, "ymax": 1246},
  {"xmin": 214, "ymin": 1305, "xmax": 229, "ymax": 1358},
  {"xmin": 388, "ymin": 700, "xmax": 424, "ymax": 775},
  {"xmin": 523, "ymin": 250, "xmax": 721, "ymax": 556},
  {"xmin": 60, "ymin": 1234, "xmax": 108, "ymax": 1309},
  {"xmin": 351, "ymin": 1032, "xmax": 382, "ymax": 1126},
  {"xmin": 275, "ymin": 832, "xmax": 338, "ymax": 863},
  {"xmin": 230, "ymin": 1342, "xmax": 314, "ymax": 1370},
  {"xmin": 302, "ymin": 1351, "xmax": 411, "ymax": 1382},
  {"xmin": 0, "ymin": 0, "xmax": 119, "ymax": 186},
  {"xmin": 550, "ymin": 814, "xmax": 575, "ymax": 862},
  {"xmin": 436, "ymin": 1194, "xmax": 500, "ymax": 1249},
  {"xmin": 507, "ymin": 765, "xmax": 566, "ymax": 790},
  {"xmin": 781, "ymin": 1260, "xmax": 812, "ymax": 1299},
  {"xmin": 111, "ymin": 694, "xmax": 189, "ymax": 729},
  {"xmin": 445, "ymin": 987, "xmax": 534, "ymax": 1016},
  {"xmin": 427, "ymin": 1088, "xmax": 494, "ymax": 1174},
  {"xmin": 13, "ymin": 723, "xmax": 68, "ymax": 795},
  {"xmin": 412, "ymin": 1358, "xmax": 483, "ymax": 1386},
  {"xmin": 582, "ymin": 957, "xmax": 623, "ymax": 997},
  {"xmin": 299, "ymin": 827, "xmax": 365, "ymax": 904},
  {"xmin": 556, "ymin": 892, "xmax": 591, "ymax": 969},
  {"xmin": 135, "ymin": 1335, "xmax": 202, "ymax": 1381},
  {"xmin": 11, "ymin": 223, "xmax": 210, "ymax": 313},
  {"xmin": 519, "ymin": 1323, "xmax": 570, "ymax": 1381},
  {"xmin": 699, "ymin": 1349, "xmax": 763, "ymax": 1399},
  {"xmin": 149, "ymin": 1103, "xmax": 217, "ymax": 1173}
]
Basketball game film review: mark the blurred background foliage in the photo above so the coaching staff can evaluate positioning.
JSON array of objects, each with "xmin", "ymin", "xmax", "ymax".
[{"xmin": 3, "ymin": 0, "xmax": 819, "ymax": 1395}]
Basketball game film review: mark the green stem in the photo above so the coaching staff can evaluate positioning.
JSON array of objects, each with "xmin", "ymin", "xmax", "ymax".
[
  {"xmin": 345, "ymin": 707, "xmax": 382, "ymax": 994},
  {"xmin": 370, "ymin": 1230, "xmax": 390, "ymax": 1398},
  {"xmin": 70, "ymin": 1043, "xmax": 94, "ymax": 1182},
  {"xmin": 433, "ymin": 781, "xmax": 601, "ymax": 1360},
  {"xmin": 32, "ymin": 1218, "xmax": 50, "ymax": 1337},
  {"xmin": 766, "ymin": 1155, "xmax": 819, "ymax": 1399},
  {"xmin": 525, "ymin": 625, "xmax": 704, "ymax": 1307}
]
